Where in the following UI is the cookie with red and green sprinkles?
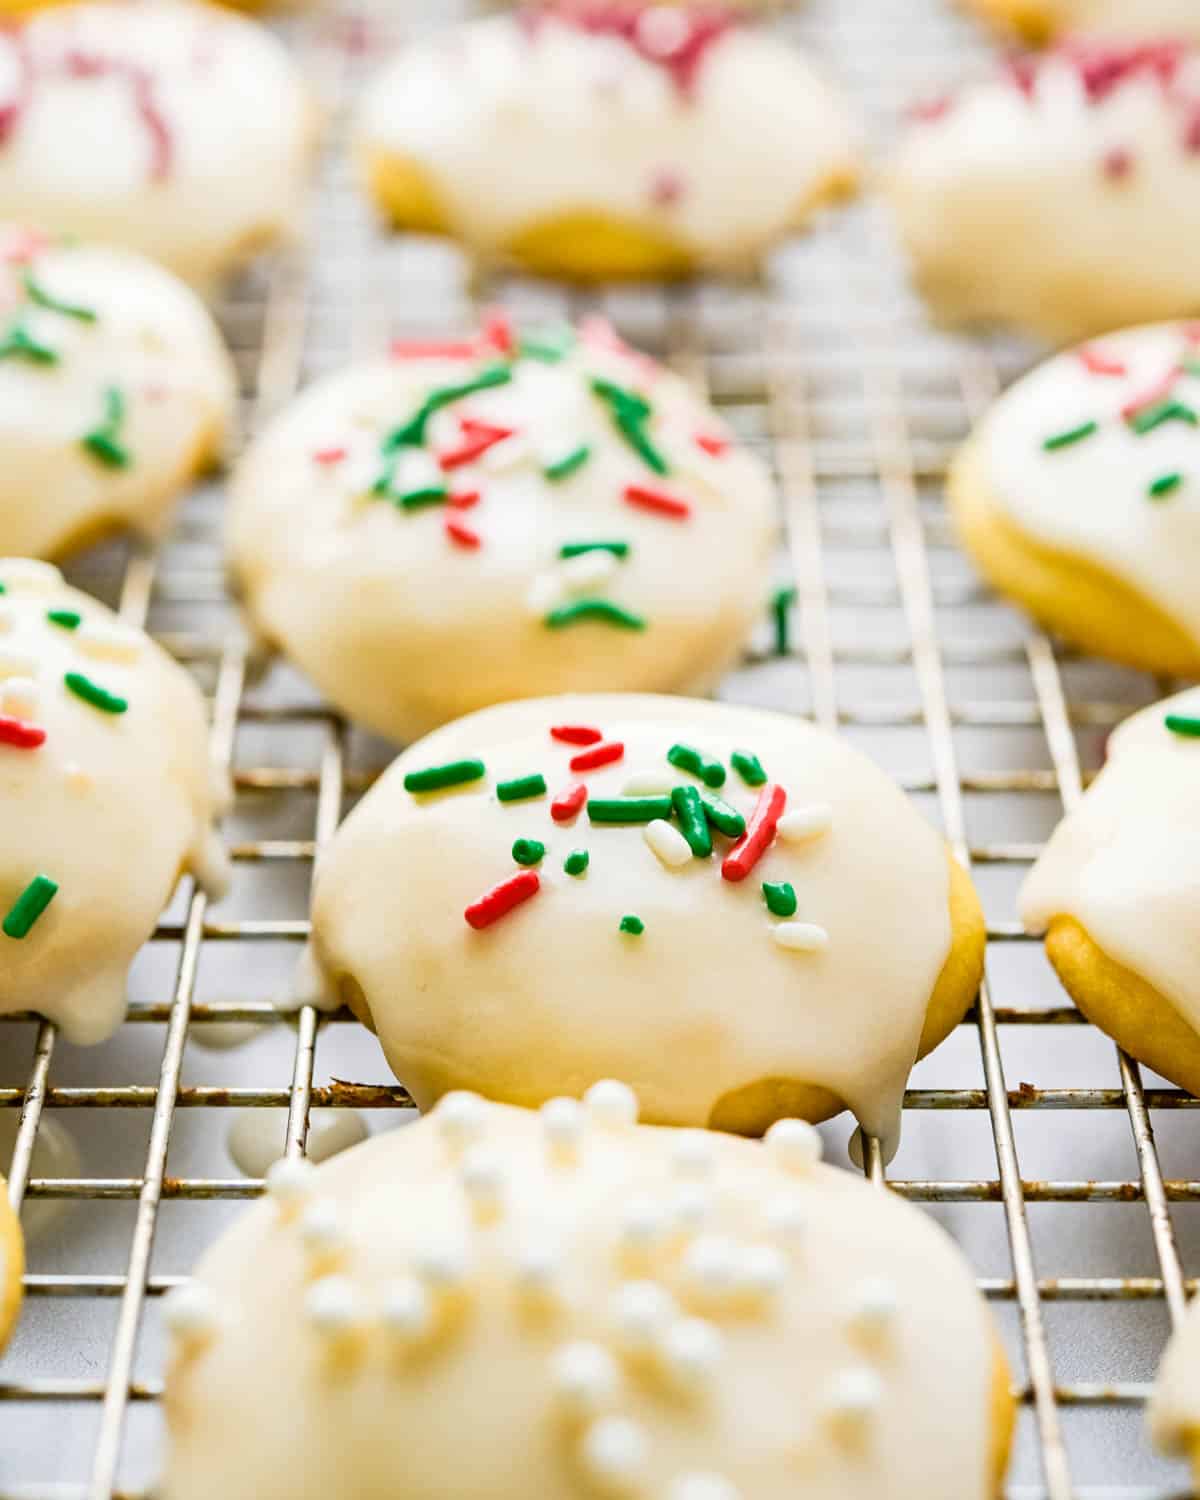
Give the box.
[228,314,775,744]
[0,226,236,561]
[949,320,1200,677]
[0,559,229,1044]
[307,693,986,1163]
[0,1175,22,1358]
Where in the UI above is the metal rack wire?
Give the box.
[2,0,1198,1495]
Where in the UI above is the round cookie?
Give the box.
[0,1178,22,1356]
[161,1094,1013,1500]
[0,226,236,560]
[355,4,858,281]
[964,0,1200,45]
[949,321,1200,676]
[0,1,312,284]
[0,559,229,1044]
[228,314,777,744]
[1150,1289,1200,1478]
[1022,689,1200,1096]
[305,694,986,1162]
[889,41,1200,343]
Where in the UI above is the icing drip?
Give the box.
[517,3,738,96]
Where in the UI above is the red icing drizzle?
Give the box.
[518,3,737,96]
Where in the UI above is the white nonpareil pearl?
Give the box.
[513,1240,563,1303]
[771,922,830,954]
[847,1277,899,1339]
[763,1191,806,1246]
[681,1235,738,1301]
[380,1277,433,1341]
[435,1091,488,1154]
[666,1475,743,1500]
[1,676,38,720]
[264,1155,315,1211]
[551,1341,621,1418]
[670,1131,715,1181]
[299,1198,345,1258]
[643,818,692,870]
[660,1317,723,1392]
[776,804,833,843]
[764,1119,823,1176]
[666,1184,710,1238]
[825,1367,884,1432]
[734,1244,787,1303]
[580,1416,649,1491]
[305,1275,362,1338]
[541,1096,586,1158]
[610,1280,677,1354]
[460,1145,506,1220]
[618,1195,666,1255]
[584,1079,638,1129]
[162,1281,220,1345]
[412,1240,471,1293]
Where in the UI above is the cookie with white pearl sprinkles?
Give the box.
[889,41,1200,342]
[949,321,1200,677]
[0,1177,22,1357]
[0,562,229,1044]
[227,314,775,744]
[354,4,858,281]
[0,2,312,284]
[965,0,1200,45]
[305,694,986,1161]
[0,227,235,560]
[1021,688,1200,1099]
[161,1096,1014,1500]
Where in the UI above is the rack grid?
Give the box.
[2,0,1198,1496]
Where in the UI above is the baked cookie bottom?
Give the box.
[989,1336,1017,1496]
[362,147,858,281]
[958,0,1056,41]
[0,1178,24,1356]
[948,438,1200,679]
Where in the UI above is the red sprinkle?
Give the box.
[551,724,604,746]
[1,226,49,265]
[649,167,685,206]
[448,489,481,510]
[551,783,588,823]
[445,517,481,549]
[481,309,515,355]
[313,445,348,466]
[390,339,479,360]
[0,714,45,750]
[910,94,953,123]
[465,869,540,930]
[1078,346,1127,377]
[570,740,624,773]
[694,431,729,457]
[1122,367,1181,420]
[1102,146,1133,181]
[624,483,691,521]
[131,67,171,182]
[721,783,787,884]
[439,420,515,471]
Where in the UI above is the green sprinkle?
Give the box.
[590,377,669,475]
[590,377,651,421]
[771,584,796,657]
[1149,472,1184,499]
[670,785,712,858]
[564,849,590,876]
[588,796,674,824]
[559,541,630,560]
[1042,420,1098,451]
[0,583,6,594]
[544,599,647,631]
[23,271,96,322]
[64,671,127,715]
[698,790,746,839]
[731,749,767,787]
[619,914,645,936]
[1165,713,1200,738]
[666,743,725,788]
[544,444,591,482]
[384,363,512,450]
[0,321,58,364]
[46,609,81,631]
[1131,400,1198,436]
[520,324,576,363]
[497,773,548,803]
[762,880,798,918]
[1183,356,1200,379]
[2,875,58,940]
[396,486,449,510]
[512,838,546,866]
[81,386,129,469]
[403,758,486,794]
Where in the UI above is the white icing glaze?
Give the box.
[890,45,1200,341]
[0,228,235,559]
[355,9,857,271]
[1151,1288,1200,1455]
[980,322,1200,649]
[225,1106,369,1181]
[228,322,776,745]
[0,2,312,283]
[1021,686,1200,1033]
[308,694,955,1160]
[0,565,228,1044]
[161,1098,1000,1500]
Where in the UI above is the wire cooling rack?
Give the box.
[2,0,1198,1496]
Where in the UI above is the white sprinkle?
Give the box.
[580,1416,649,1490]
[763,1190,806,1246]
[666,1184,710,1238]
[74,622,142,664]
[527,571,565,617]
[765,1119,823,1175]
[460,1145,506,1220]
[541,1096,586,1159]
[635,5,690,58]
[412,1240,470,1293]
[825,1367,884,1432]
[660,1317,723,1391]
[847,1277,898,1340]
[643,818,692,869]
[777,805,833,843]
[395,447,443,493]
[610,1280,676,1354]
[670,1131,715,1181]
[0,559,61,593]
[380,1277,433,1341]
[552,1341,621,1418]
[435,1091,488,1154]
[618,1195,667,1255]
[1,676,38,720]
[299,1198,345,1258]
[584,1079,638,1130]
[162,1281,220,1345]
[622,771,674,796]
[264,1155,315,1211]
[0,648,36,680]
[771,922,829,954]
[514,1240,563,1303]
[681,1235,738,1301]
[735,1244,787,1302]
[666,1475,743,1500]
[561,548,618,594]
[305,1275,362,1338]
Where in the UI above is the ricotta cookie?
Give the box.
[0,226,236,560]
[306,694,986,1162]
[949,321,1200,676]
[1022,689,1200,1096]
[228,314,776,744]
[965,0,1200,45]
[0,1179,22,1356]
[0,561,229,1044]
[890,41,1200,342]
[161,1096,1013,1500]
[356,4,858,280]
[1151,1287,1200,1477]
[0,2,312,283]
